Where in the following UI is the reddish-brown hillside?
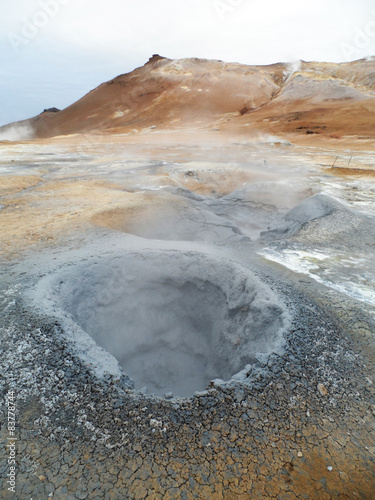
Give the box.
[1,55,375,143]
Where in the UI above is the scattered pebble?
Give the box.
[317,383,328,396]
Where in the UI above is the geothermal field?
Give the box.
[0,56,375,498]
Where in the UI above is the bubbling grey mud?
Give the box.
[30,249,290,397]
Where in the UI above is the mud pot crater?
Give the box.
[32,250,290,397]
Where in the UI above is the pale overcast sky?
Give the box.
[1,0,375,126]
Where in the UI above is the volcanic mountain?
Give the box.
[2,54,375,143]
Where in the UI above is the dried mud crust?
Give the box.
[0,270,374,499]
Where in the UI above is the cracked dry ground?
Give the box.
[0,270,374,500]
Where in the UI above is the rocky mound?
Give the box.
[262,193,375,250]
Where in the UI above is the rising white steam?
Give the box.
[0,124,34,141]
[283,60,302,82]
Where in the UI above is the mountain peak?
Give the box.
[146,54,169,65]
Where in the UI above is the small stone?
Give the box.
[317,383,328,396]
[297,452,303,458]
[39,475,46,482]
[327,466,333,471]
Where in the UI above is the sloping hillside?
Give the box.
[1,55,375,142]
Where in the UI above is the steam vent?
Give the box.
[1,55,375,498]
[35,251,289,397]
